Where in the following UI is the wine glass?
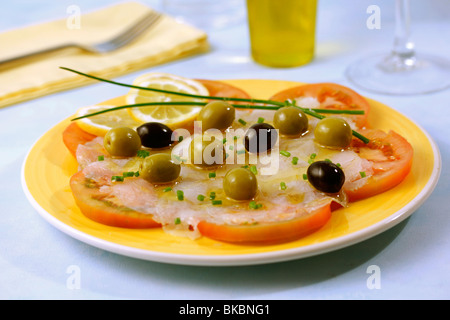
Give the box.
[346,0,450,95]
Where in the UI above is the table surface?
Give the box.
[1,0,449,300]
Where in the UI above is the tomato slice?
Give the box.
[197,202,332,244]
[344,129,413,202]
[70,170,161,228]
[196,79,252,103]
[269,83,371,128]
[63,122,97,157]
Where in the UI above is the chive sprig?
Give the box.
[60,66,369,143]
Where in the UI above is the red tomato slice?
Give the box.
[269,83,371,128]
[197,202,332,244]
[196,79,252,103]
[344,129,413,202]
[63,122,97,157]
[70,170,161,228]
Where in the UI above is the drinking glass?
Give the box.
[247,0,317,68]
[346,0,450,95]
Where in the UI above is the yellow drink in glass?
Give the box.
[247,0,317,67]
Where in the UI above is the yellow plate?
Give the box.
[21,80,441,266]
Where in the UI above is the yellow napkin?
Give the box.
[0,2,209,108]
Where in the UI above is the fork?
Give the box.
[0,11,162,65]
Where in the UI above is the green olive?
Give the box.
[103,127,141,157]
[197,101,235,131]
[273,106,308,136]
[314,117,352,149]
[189,135,225,168]
[223,167,258,201]
[139,153,181,184]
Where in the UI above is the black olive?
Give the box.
[136,122,173,149]
[306,161,345,193]
[244,123,278,153]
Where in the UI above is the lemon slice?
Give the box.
[125,72,209,129]
[74,105,143,137]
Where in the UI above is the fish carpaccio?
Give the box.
[73,108,374,240]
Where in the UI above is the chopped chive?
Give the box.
[310,153,317,159]
[209,172,216,178]
[280,182,287,190]
[249,201,262,209]
[228,145,234,150]
[134,171,140,177]
[211,200,222,205]
[174,217,181,225]
[197,194,205,201]
[241,165,249,169]
[111,176,124,182]
[209,192,216,200]
[237,149,246,155]
[177,190,184,201]
[97,155,104,161]
[324,158,332,163]
[238,118,247,125]
[163,187,172,192]
[233,135,239,140]
[292,156,299,165]
[225,152,230,158]
[303,173,308,180]
[137,150,150,158]
[178,136,184,142]
[250,165,257,175]
[280,150,291,157]
[336,163,341,167]
[308,158,314,164]
[123,171,135,177]
[222,138,227,144]
[360,171,367,178]
[257,117,264,123]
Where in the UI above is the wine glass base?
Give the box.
[346,53,450,95]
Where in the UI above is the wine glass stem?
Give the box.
[393,0,415,58]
